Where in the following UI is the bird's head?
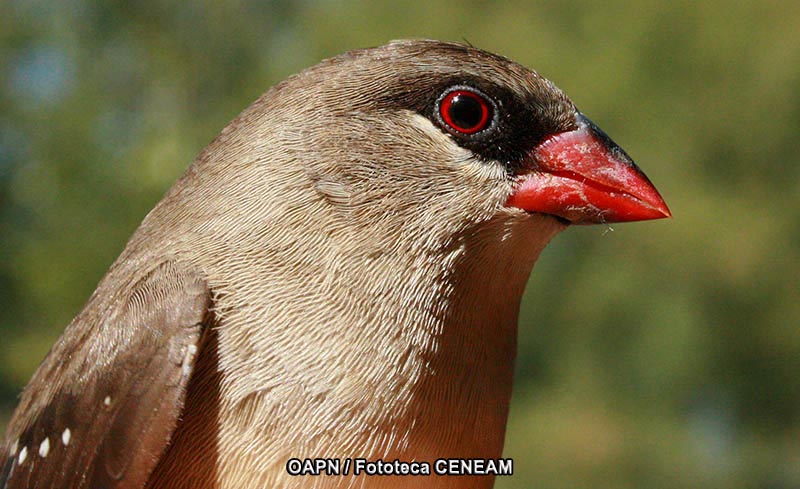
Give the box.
[236,39,669,250]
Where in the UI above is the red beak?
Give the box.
[506,113,671,224]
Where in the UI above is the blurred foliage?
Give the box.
[1,1,799,487]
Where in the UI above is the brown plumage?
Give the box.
[1,40,668,488]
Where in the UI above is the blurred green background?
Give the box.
[1,1,798,487]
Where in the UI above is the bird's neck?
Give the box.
[205,213,563,488]
[397,214,562,461]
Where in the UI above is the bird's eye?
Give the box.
[438,89,492,135]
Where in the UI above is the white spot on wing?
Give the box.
[10,439,18,456]
[182,343,198,376]
[104,396,111,406]
[18,446,28,465]
[62,428,71,446]
[38,438,50,458]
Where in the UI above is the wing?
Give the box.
[1,260,212,489]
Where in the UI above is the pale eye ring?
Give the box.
[437,88,493,134]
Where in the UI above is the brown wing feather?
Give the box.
[1,261,212,489]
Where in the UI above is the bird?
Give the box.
[0,40,669,489]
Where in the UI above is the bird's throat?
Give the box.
[210,213,564,488]
[394,213,564,460]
